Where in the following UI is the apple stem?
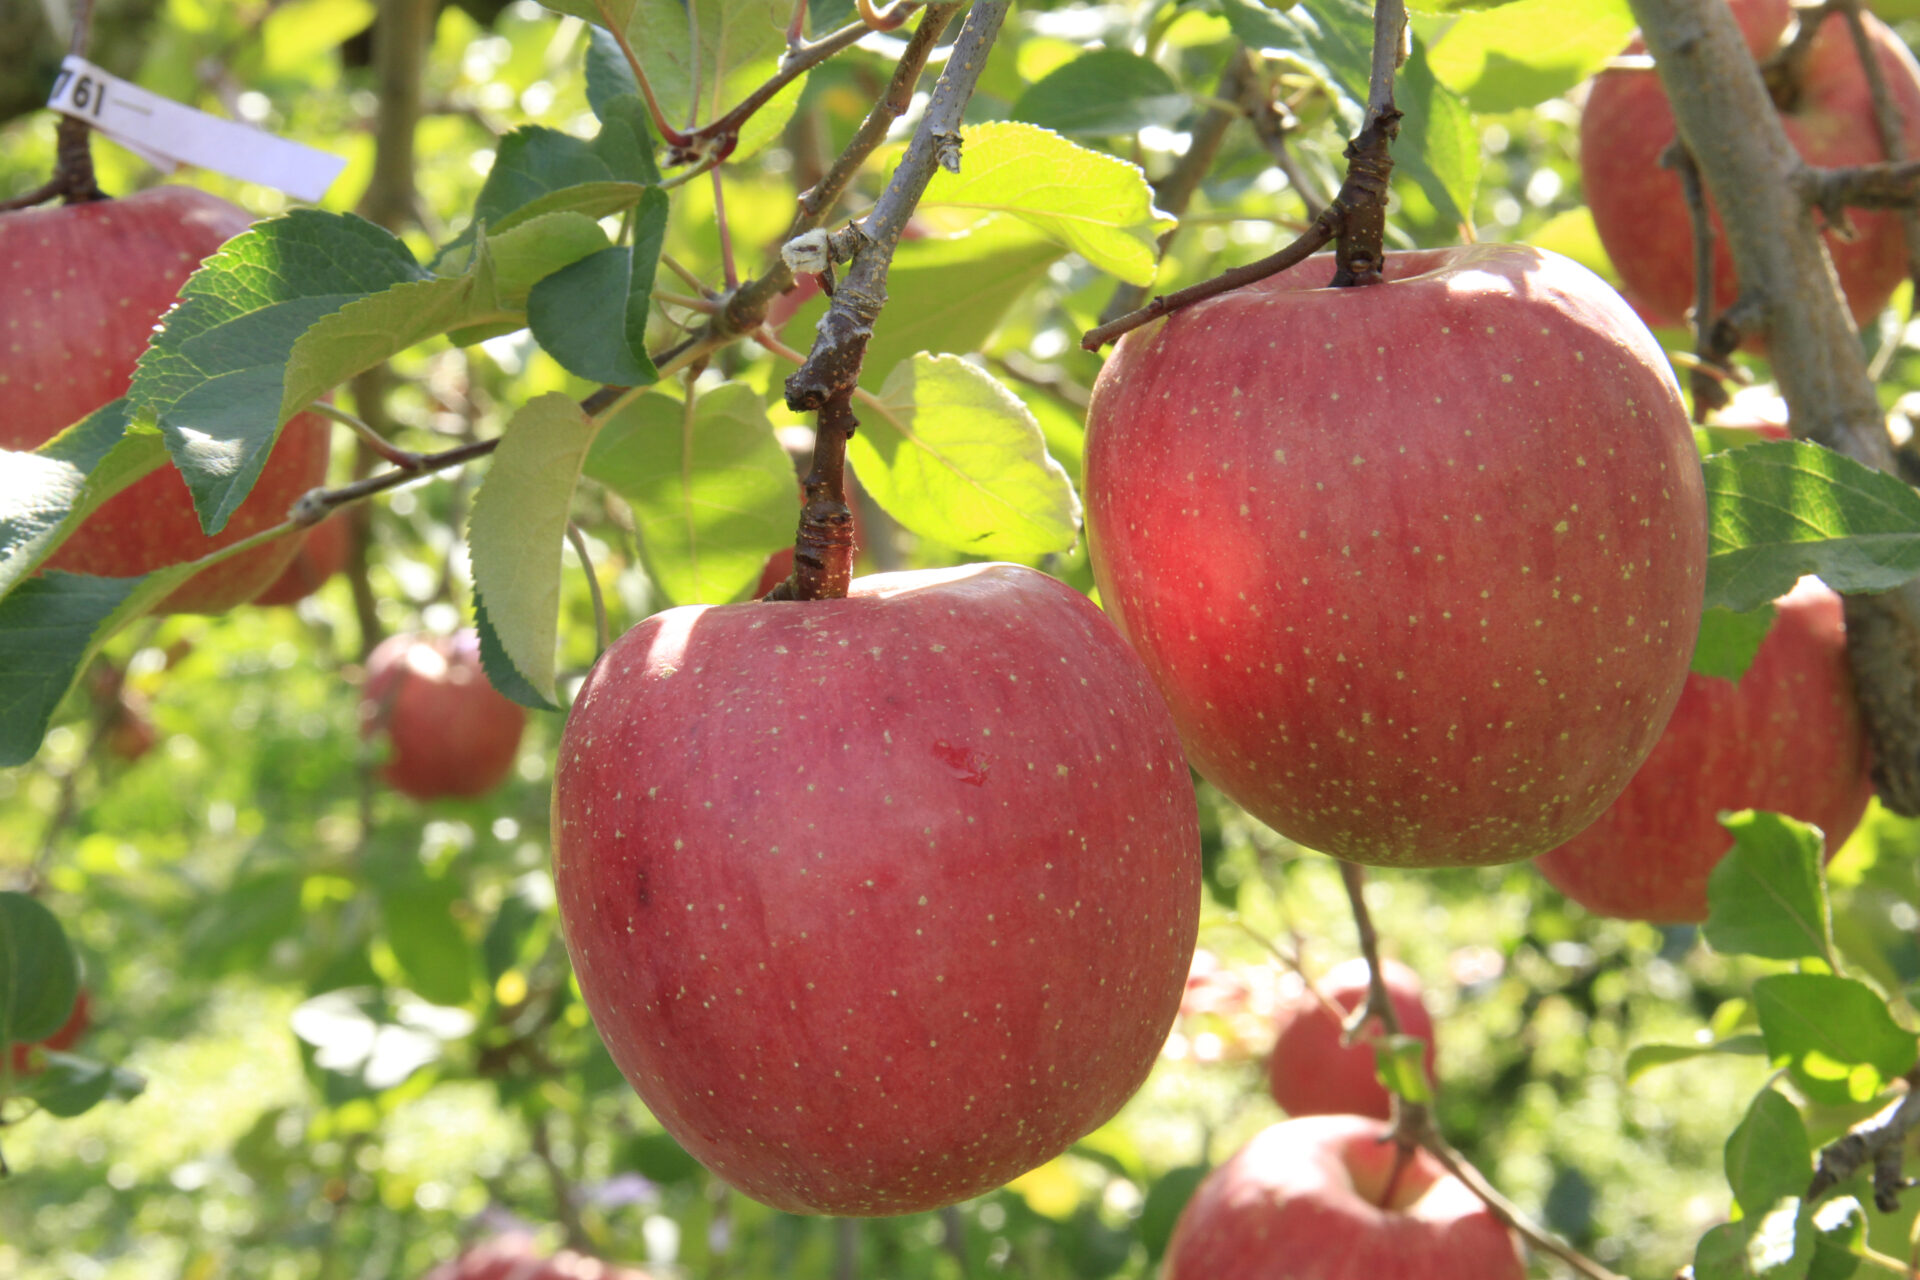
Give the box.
[566,522,611,656]
[1337,863,1403,1041]
[0,0,105,212]
[1328,0,1406,289]
[767,389,859,602]
[1660,140,1742,418]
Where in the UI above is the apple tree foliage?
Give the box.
[8,0,1920,1277]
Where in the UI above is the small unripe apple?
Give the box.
[1163,1115,1527,1280]
[361,630,527,801]
[1534,577,1872,922]
[1267,957,1435,1120]
[10,988,91,1074]
[1581,0,1920,331]
[551,563,1201,1215]
[253,515,351,606]
[0,186,332,613]
[1084,244,1706,868]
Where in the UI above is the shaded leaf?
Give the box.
[0,400,165,596]
[1011,50,1190,137]
[1625,1034,1768,1082]
[0,892,79,1045]
[30,1052,145,1118]
[527,186,669,386]
[1704,811,1833,964]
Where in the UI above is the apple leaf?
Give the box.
[583,382,797,607]
[128,210,429,536]
[467,394,602,711]
[1217,0,1478,228]
[0,891,80,1046]
[783,217,1067,391]
[1753,973,1917,1106]
[1704,812,1834,965]
[1623,1034,1768,1083]
[29,1052,146,1118]
[1373,1033,1434,1105]
[0,400,166,597]
[1809,1198,1866,1280]
[1427,0,1637,113]
[553,0,801,161]
[375,880,476,1009]
[289,987,475,1100]
[1725,1089,1811,1217]
[1693,1197,1814,1280]
[1693,603,1776,681]
[857,354,1082,559]
[526,187,669,386]
[1703,440,1920,612]
[914,123,1173,287]
[1010,50,1191,137]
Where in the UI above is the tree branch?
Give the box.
[1628,0,1920,816]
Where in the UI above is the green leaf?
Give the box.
[467,394,602,710]
[475,99,660,227]
[1809,1198,1865,1280]
[1136,1165,1210,1261]
[1010,50,1191,137]
[1726,1089,1812,1216]
[856,354,1082,559]
[30,1052,146,1118]
[584,382,797,606]
[128,211,428,535]
[0,892,79,1045]
[1374,1033,1434,1104]
[1704,440,1920,612]
[1694,1200,1814,1280]
[377,881,475,1008]
[1624,1034,1769,1082]
[1427,0,1637,113]
[1754,973,1918,1105]
[527,187,668,386]
[1693,603,1776,681]
[915,123,1173,287]
[553,0,800,161]
[784,217,1067,389]
[1407,0,1526,9]
[1217,0,1478,227]
[290,987,475,1098]
[1704,812,1834,964]
[0,400,166,596]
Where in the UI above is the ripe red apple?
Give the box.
[1267,957,1435,1120]
[422,1233,656,1280]
[551,563,1201,1215]
[361,630,527,801]
[0,186,332,613]
[10,988,91,1074]
[1534,577,1872,922]
[1083,244,1706,868]
[253,514,351,606]
[1163,1115,1527,1280]
[1581,0,1920,331]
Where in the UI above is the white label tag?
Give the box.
[47,56,347,203]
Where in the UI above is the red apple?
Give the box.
[1162,1115,1527,1280]
[10,988,91,1075]
[1534,577,1872,922]
[253,514,351,606]
[1581,0,1920,332]
[551,563,1201,1215]
[361,630,527,801]
[0,186,332,613]
[1083,244,1706,868]
[1267,958,1435,1121]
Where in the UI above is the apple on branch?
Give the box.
[550,563,1201,1215]
[1534,577,1872,922]
[1581,0,1920,332]
[9,988,91,1075]
[1267,957,1435,1121]
[361,630,527,802]
[1162,1115,1527,1280]
[0,186,331,614]
[1083,243,1706,868]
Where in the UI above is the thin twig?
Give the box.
[566,522,610,657]
[529,1113,591,1254]
[1337,863,1402,1039]
[592,0,693,147]
[714,167,740,289]
[1663,139,1735,417]
[309,401,425,470]
[1425,1137,1630,1280]
[660,252,710,294]
[1809,1067,1920,1208]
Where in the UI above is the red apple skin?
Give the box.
[551,563,1201,1216]
[422,1233,657,1280]
[252,514,351,606]
[1162,1115,1527,1280]
[10,989,91,1074]
[0,186,332,613]
[361,630,527,802]
[1084,244,1706,869]
[1581,0,1920,332]
[1534,577,1872,923]
[1267,958,1435,1121]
